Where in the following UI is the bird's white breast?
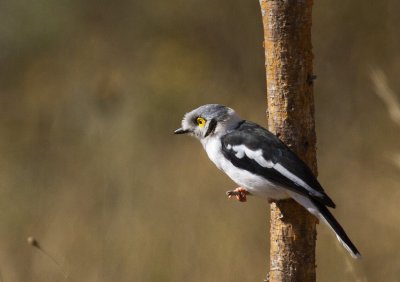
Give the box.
[201,136,289,200]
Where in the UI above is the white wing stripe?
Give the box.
[230,144,274,168]
[228,144,323,197]
[273,163,323,197]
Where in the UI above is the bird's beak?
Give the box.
[174,128,190,134]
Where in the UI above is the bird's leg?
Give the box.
[226,187,249,202]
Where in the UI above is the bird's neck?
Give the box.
[200,117,243,148]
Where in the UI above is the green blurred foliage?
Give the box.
[0,0,399,281]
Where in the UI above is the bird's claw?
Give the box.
[226,187,249,202]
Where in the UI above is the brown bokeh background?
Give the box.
[1,1,399,281]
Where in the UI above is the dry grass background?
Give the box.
[0,0,400,281]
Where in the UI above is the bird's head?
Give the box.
[174,104,242,140]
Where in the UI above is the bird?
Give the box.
[174,104,361,259]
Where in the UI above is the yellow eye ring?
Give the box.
[196,117,206,128]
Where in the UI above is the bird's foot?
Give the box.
[226,187,249,202]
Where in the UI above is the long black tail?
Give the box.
[311,199,361,259]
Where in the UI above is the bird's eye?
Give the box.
[196,117,206,128]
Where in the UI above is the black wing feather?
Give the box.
[221,121,335,208]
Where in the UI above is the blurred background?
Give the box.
[0,0,399,281]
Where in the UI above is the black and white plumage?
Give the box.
[174,104,361,258]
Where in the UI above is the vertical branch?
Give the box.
[259,0,317,281]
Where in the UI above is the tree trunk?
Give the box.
[259,0,317,281]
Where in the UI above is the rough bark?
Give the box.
[259,0,317,281]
